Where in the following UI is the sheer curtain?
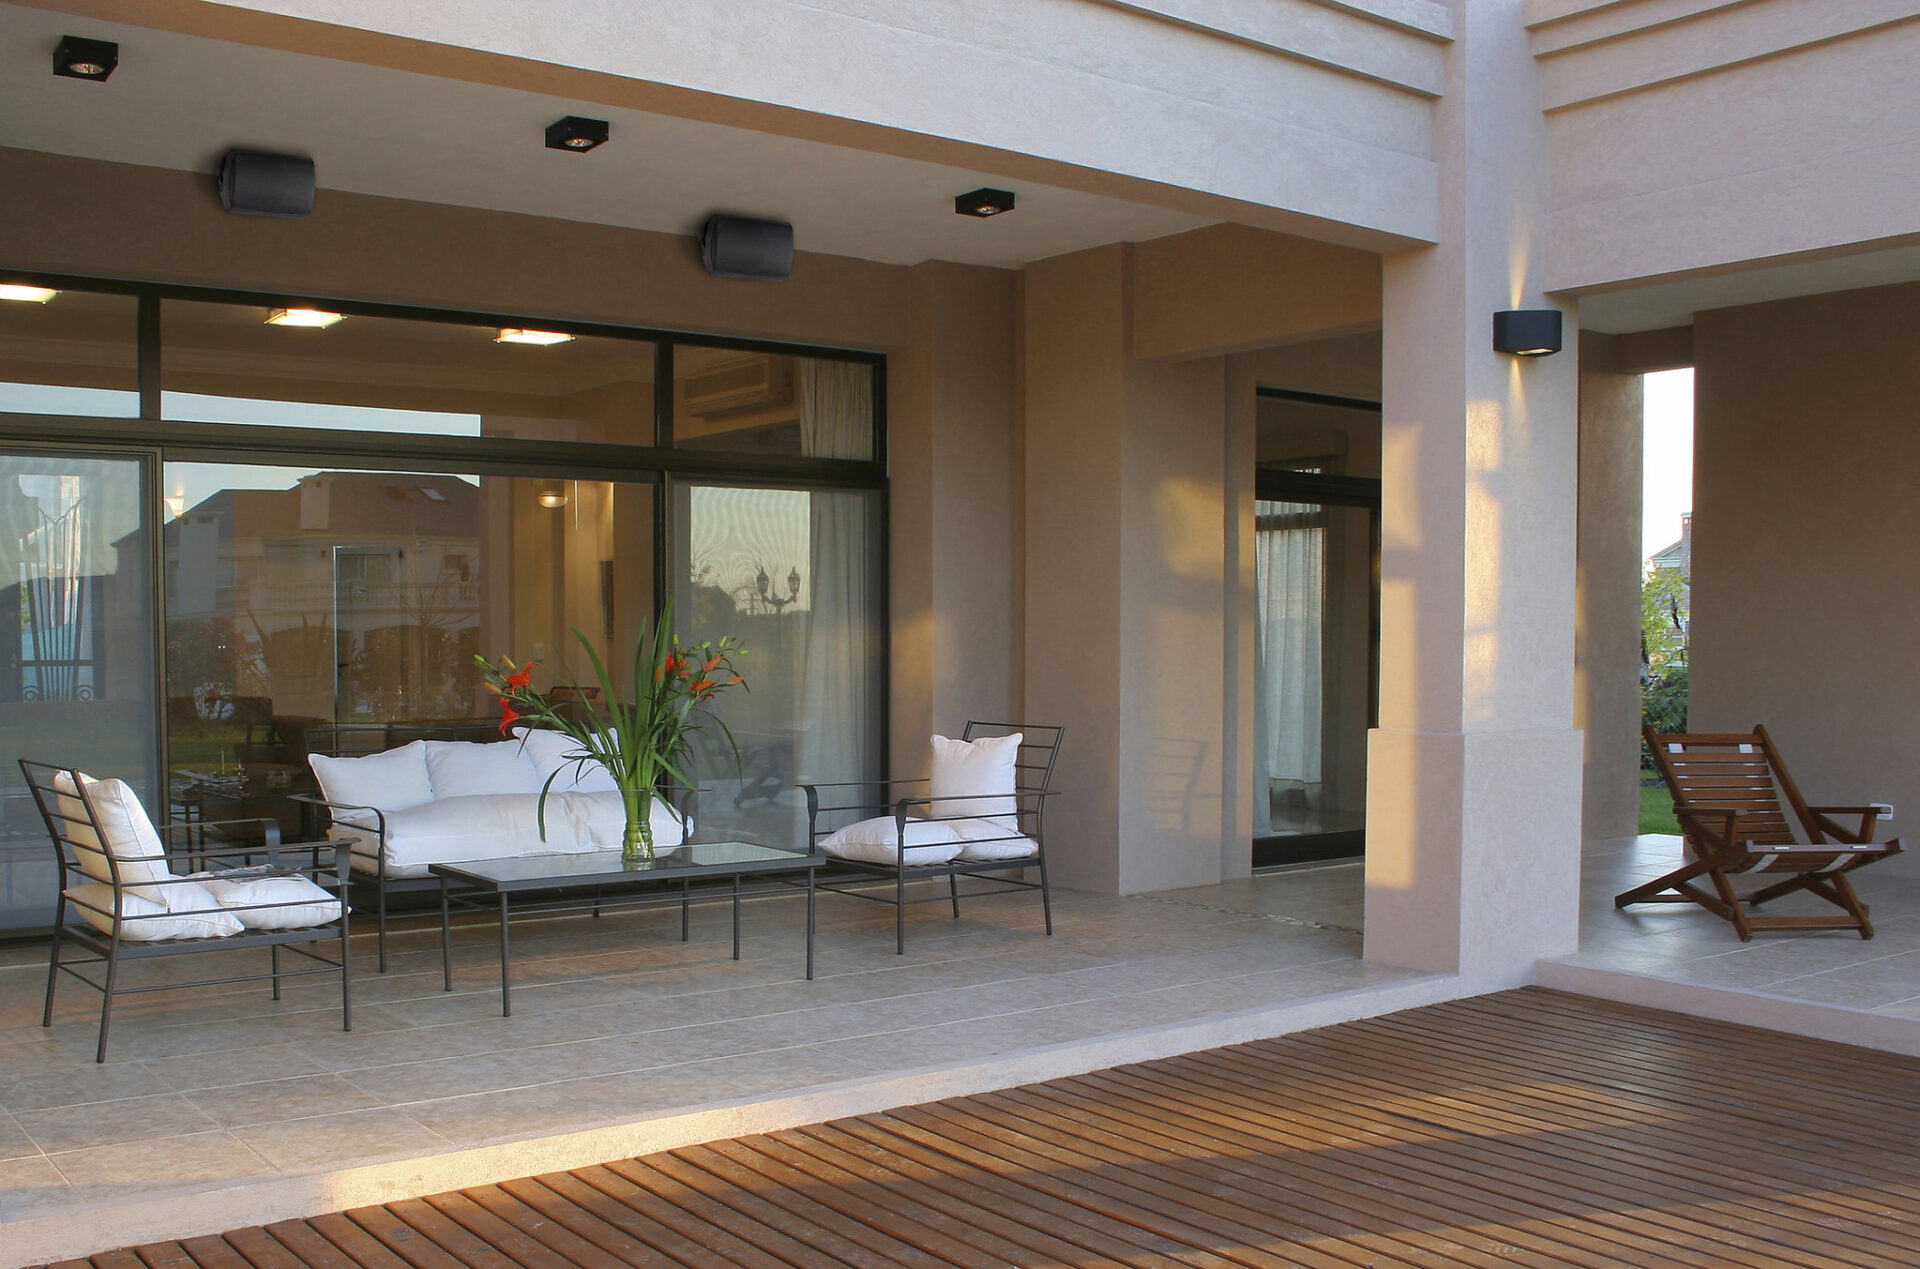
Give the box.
[1253,498,1325,835]
[797,360,879,795]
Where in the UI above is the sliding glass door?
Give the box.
[0,448,158,933]
[672,482,884,847]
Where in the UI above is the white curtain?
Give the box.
[1253,499,1325,835]
[797,360,877,795]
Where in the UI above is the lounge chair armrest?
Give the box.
[1805,805,1884,843]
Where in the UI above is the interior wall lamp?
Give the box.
[545,116,609,152]
[53,35,117,81]
[1493,309,1563,357]
[537,483,570,509]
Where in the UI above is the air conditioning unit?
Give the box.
[681,357,789,416]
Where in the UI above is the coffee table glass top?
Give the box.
[431,842,820,889]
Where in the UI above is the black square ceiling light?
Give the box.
[545,115,609,152]
[53,35,117,81]
[955,187,1016,217]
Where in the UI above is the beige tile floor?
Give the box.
[1561,831,1920,1010]
[0,860,1392,1225]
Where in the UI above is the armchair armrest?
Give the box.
[289,792,388,836]
[1806,805,1884,843]
[160,815,281,849]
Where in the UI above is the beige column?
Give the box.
[1575,337,1646,843]
[1367,0,1583,983]
[1022,244,1233,894]
[889,262,1020,779]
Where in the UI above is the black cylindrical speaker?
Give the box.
[219,149,316,219]
[700,215,794,281]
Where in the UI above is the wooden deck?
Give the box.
[46,987,1920,1269]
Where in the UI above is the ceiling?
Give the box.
[0,3,1213,270]
[1578,242,1920,334]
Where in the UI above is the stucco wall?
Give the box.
[1531,1,1920,292]
[1689,280,1920,829]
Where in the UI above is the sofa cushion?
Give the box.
[192,870,343,930]
[309,741,433,828]
[930,732,1022,828]
[424,739,543,799]
[63,880,245,941]
[820,815,964,866]
[52,772,175,903]
[368,792,688,874]
[514,726,620,794]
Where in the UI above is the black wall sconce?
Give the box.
[53,35,118,81]
[546,116,609,152]
[1493,309,1563,357]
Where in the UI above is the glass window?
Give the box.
[0,451,158,935]
[161,460,654,835]
[673,482,883,847]
[0,288,139,417]
[161,301,657,445]
[673,347,874,460]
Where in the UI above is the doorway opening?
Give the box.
[1253,387,1380,869]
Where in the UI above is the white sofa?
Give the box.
[307,730,688,881]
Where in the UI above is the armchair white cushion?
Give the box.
[51,772,174,902]
[309,741,434,829]
[930,732,1021,829]
[192,871,344,930]
[63,880,245,941]
[949,817,1040,862]
[820,815,964,866]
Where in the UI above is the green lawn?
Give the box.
[1639,783,1681,835]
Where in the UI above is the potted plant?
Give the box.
[476,601,745,862]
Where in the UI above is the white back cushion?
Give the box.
[309,741,434,827]
[819,816,964,866]
[514,727,620,794]
[929,732,1022,826]
[424,739,542,799]
[52,772,174,901]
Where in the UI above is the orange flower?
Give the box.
[505,662,535,689]
[498,699,520,734]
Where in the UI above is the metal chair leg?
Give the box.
[896,867,906,955]
[96,939,121,1064]
[949,875,961,919]
[270,943,282,1000]
[42,907,65,1028]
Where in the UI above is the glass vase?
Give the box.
[621,787,655,863]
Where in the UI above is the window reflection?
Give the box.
[161,301,656,443]
[674,347,873,459]
[0,289,139,418]
[162,462,653,835]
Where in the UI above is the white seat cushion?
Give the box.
[513,726,620,794]
[424,740,543,798]
[309,741,433,829]
[51,771,175,902]
[820,816,964,866]
[63,881,245,941]
[947,816,1040,862]
[192,870,344,930]
[930,732,1022,830]
[365,792,688,873]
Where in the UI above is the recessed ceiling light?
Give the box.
[537,483,570,509]
[955,187,1016,218]
[545,116,609,153]
[265,307,344,328]
[53,35,117,82]
[495,328,576,346]
[0,284,60,303]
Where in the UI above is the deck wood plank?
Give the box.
[54,988,1920,1269]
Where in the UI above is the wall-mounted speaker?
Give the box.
[218,149,316,219]
[699,215,793,282]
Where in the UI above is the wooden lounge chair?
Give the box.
[1620,725,1901,939]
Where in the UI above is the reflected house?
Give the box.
[164,471,481,725]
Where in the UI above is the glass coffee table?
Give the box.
[430,842,823,1015]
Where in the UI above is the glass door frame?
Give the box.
[1252,464,1380,869]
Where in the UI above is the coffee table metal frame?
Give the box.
[430,842,822,1015]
